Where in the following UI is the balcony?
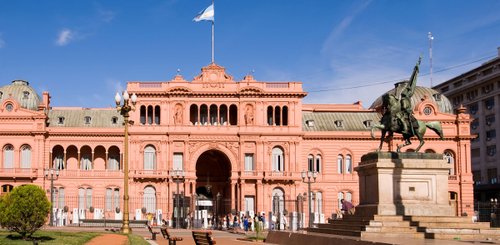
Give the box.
[59,169,123,178]
[130,170,167,180]
[0,168,38,179]
[263,171,298,181]
[239,170,263,179]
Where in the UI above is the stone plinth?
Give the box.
[354,152,453,217]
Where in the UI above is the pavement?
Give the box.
[41,226,500,245]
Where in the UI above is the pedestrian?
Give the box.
[243,216,249,231]
[341,199,355,215]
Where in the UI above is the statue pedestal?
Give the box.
[355,152,454,217]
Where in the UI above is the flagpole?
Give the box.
[211,0,215,63]
[212,20,214,63]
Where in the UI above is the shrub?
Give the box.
[0,184,50,239]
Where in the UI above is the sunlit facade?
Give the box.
[0,63,473,227]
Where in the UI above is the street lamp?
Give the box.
[301,170,317,228]
[115,90,137,234]
[171,170,185,229]
[45,168,60,226]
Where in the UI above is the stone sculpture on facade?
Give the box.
[371,57,444,152]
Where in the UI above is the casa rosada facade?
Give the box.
[0,63,474,226]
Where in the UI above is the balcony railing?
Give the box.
[0,168,38,178]
[130,170,166,179]
[60,169,123,178]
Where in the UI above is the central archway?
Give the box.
[195,150,232,217]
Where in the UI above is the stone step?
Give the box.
[424,227,500,235]
[372,215,405,222]
[414,221,491,229]
[426,232,500,240]
[307,227,361,237]
[328,219,370,226]
[317,223,364,231]
[365,225,417,233]
[369,220,411,227]
[361,231,425,239]
[405,216,471,223]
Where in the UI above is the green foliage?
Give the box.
[0,185,50,240]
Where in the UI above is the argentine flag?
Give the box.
[193,3,214,22]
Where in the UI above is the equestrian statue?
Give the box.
[371,56,444,152]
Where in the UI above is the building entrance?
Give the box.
[194,150,232,228]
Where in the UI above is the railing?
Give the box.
[130,170,166,178]
[139,82,162,88]
[60,169,123,178]
[0,168,38,178]
[264,171,294,179]
[266,83,289,89]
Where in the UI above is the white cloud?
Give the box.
[56,28,75,46]
[322,0,372,55]
[97,7,116,23]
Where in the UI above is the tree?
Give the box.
[0,184,50,239]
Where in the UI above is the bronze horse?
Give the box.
[370,93,444,152]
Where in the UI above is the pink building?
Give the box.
[0,63,473,227]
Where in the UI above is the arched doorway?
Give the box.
[195,150,232,226]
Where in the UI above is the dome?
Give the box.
[0,80,42,111]
[369,84,453,114]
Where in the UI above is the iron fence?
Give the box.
[475,201,500,227]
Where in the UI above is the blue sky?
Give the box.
[0,0,499,108]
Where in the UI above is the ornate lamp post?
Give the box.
[171,170,185,229]
[115,90,137,234]
[301,170,317,228]
[45,168,59,226]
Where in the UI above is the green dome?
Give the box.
[369,84,453,114]
[0,80,41,111]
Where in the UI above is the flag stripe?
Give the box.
[193,4,214,22]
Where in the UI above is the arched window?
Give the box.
[144,145,157,170]
[308,155,314,172]
[272,147,284,172]
[154,105,161,125]
[108,154,120,171]
[200,104,208,125]
[80,154,92,170]
[345,155,352,174]
[337,155,343,174]
[147,106,153,125]
[444,151,455,175]
[274,106,281,126]
[78,187,93,210]
[3,145,14,168]
[144,186,156,213]
[106,188,120,211]
[209,104,218,125]
[345,192,352,202]
[282,106,288,126]
[267,106,273,125]
[140,105,146,125]
[1,184,13,194]
[315,154,321,173]
[229,104,238,125]
[20,145,31,168]
[54,154,64,170]
[272,188,285,215]
[220,104,228,125]
[190,104,198,125]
